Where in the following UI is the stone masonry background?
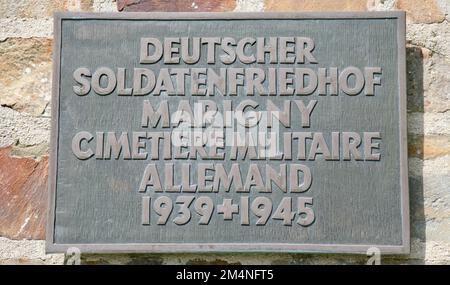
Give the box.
[0,0,449,265]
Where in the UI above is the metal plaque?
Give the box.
[47,12,409,254]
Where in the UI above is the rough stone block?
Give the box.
[397,0,446,24]
[0,237,64,265]
[0,0,99,39]
[0,38,52,116]
[0,106,50,150]
[408,135,450,159]
[264,0,368,11]
[0,0,93,19]
[0,147,48,240]
[117,0,236,12]
[408,112,450,136]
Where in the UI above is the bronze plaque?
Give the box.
[47,12,409,254]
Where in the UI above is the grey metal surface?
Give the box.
[47,12,409,254]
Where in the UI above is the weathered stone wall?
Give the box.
[0,0,448,265]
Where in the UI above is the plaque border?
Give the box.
[47,11,409,254]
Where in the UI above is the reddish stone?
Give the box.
[0,147,48,240]
[117,0,236,12]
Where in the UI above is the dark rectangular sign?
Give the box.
[47,12,409,254]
